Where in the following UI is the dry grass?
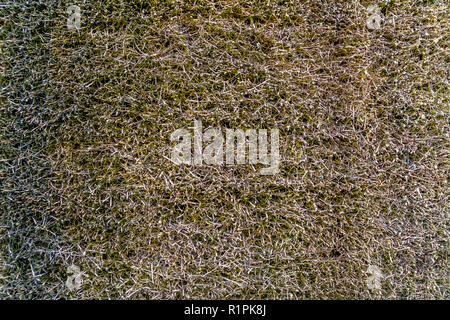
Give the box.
[1,0,448,299]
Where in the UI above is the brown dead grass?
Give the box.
[1,0,449,299]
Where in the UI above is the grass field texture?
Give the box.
[1,0,448,299]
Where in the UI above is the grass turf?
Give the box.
[1,0,449,299]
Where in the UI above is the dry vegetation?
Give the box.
[1,0,449,299]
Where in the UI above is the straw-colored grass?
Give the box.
[1,0,448,299]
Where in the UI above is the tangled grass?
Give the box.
[1,0,448,299]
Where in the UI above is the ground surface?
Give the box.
[1,0,448,299]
